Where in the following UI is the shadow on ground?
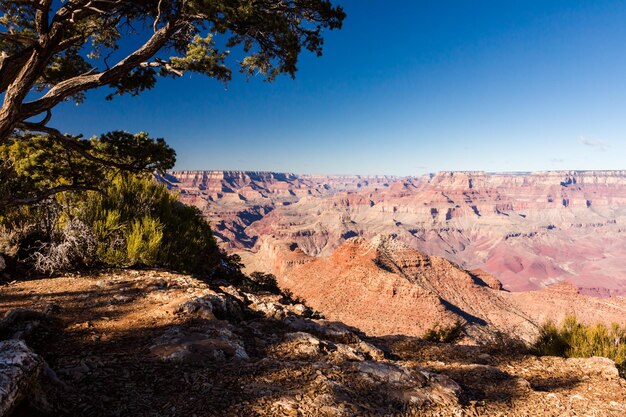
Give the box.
[0,272,590,417]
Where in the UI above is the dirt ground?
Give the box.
[2,270,626,417]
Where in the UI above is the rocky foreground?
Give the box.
[1,270,625,416]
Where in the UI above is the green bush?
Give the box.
[532,315,626,376]
[244,271,280,294]
[423,320,465,343]
[125,216,163,266]
[1,174,221,276]
[82,174,222,274]
[532,320,570,357]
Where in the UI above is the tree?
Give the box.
[0,0,346,143]
[0,130,175,208]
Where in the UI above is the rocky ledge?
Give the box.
[1,270,625,416]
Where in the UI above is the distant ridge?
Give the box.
[166,169,626,177]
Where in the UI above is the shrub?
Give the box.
[1,174,221,276]
[125,216,163,266]
[423,320,465,343]
[532,315,626,376]
[247,271,280,293]
[531,320,570,357]
[85,175,221,273]
[31,218,96,274]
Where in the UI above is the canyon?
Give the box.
[159,170,626,337]
[161,170,626,293]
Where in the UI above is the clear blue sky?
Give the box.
[53,0,626,175]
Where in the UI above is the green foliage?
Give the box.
[0,131,175,208]
[422,321,465,344]
[80,174,221,274]
[244,271,280,294]
[532,315,626,375]
[125,216,163,266]
[0,172,221,276]
[532,320,571,357]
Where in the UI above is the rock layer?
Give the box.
[272,236,626,340]
[162,170,626,296]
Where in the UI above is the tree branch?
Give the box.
[140,58,184,77]
[0,48,36,94]
[36,0,53,35]
[2,184,102,208]
[16,121,157,172]
[20,21,184,120]
[0,32,38,46]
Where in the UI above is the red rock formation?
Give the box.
[268,236,626,341]
[161,170,626,296]
[276,236,539,340]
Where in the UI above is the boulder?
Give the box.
[252,302,287,320]
[0,340,45,416]
[357,341,386,361]
[283,332,324,356]
[567,356,620,379]
[356,361,461,407]
[178,293,243,321]
[358,361,413,384]
[332,343,366,362]
[150,325,248,363]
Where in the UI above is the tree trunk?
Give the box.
[0,42,57,143]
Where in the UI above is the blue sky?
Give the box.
[53,0,626,175]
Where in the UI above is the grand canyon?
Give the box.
[161,170,626,293]
[6,2,626,415]
[159,170,626,338]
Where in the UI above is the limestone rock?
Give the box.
[150,325,248,363]
[283,332,323,356]
[179,292,243,321]
[357,341,385,360]
[0,340,45,417]
[567,356,620,379]
[356,361,461,407]
[357,361,412,384]
[252,302,286,320]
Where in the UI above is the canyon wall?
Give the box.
[161,170,626,296]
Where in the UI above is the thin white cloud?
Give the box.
[578,136,609,151]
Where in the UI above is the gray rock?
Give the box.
[283,318,360,343]
[333,343,366,361]
[179,293,243,321]
[284,332,323,355]
[253,302,287,320]
[314,321,359,343]
[150,325,248,363]
[358,361,413,384]
[356,361,461,407]
[567,356,620,379]
[0,340,45,417]
[357,341,385,361]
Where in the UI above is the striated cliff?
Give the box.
[161,170,626,296]
[256,235,626,341]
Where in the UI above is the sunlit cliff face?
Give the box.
[161,170,626,296]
